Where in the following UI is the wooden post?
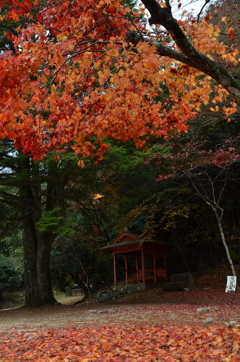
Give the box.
[113,253,117,286]
[125,255,128,285]
[141,248,146,284]
[135,255,140,283]
[163,252,167,282]
[153,251,157,283]
[163,252,167,268]
[135,255,139,279]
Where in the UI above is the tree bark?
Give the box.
[19,156,69,307]
[212,208,237,277]
[22,219,56,307]
[20,167,57,307]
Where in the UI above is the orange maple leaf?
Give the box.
[227,27,235,39]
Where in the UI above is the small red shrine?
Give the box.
[101,232,169,286]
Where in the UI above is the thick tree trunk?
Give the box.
[37,239,56,304]
[18,154,69,307]
[19,156,61,307]
[22,216,57,307]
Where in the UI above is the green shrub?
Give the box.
[0,254,22,296]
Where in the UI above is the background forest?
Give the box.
[0,0,240,306]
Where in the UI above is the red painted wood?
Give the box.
[104,233,169,285]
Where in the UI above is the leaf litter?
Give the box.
[0,293,240,361]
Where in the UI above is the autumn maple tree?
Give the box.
[0,0,239,161]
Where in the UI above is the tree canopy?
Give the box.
[0,0,239,160]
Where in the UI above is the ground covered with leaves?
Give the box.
[1,288,240,361]
[0,324,239,361]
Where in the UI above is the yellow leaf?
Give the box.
[92,193,104,200]
[78,160,85,167]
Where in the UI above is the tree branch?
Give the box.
[197,0,211,23]
[140,0,240,105]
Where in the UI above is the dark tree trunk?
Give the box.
[21,175,57,307]
[19,156,69,307]
[22,220,56,307]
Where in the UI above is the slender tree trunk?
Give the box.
[69,274,90,297]
[212,208,237,277]
[77,258,91,297]
[189,173,237,280]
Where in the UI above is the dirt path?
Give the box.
[0,301,240,333]
[1,289,240,333]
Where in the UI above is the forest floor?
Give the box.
[0,264,240,361]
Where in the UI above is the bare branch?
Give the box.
[197,0,211,23]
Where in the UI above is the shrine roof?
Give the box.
[101,239,141,250]
[101,239,167,250]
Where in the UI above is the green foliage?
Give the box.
[160,203,196,231]
[116,184,194,241]
[99,141,161,209]
[0,230,23,258]
[36,207,75,237]
[0,254,22,294]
